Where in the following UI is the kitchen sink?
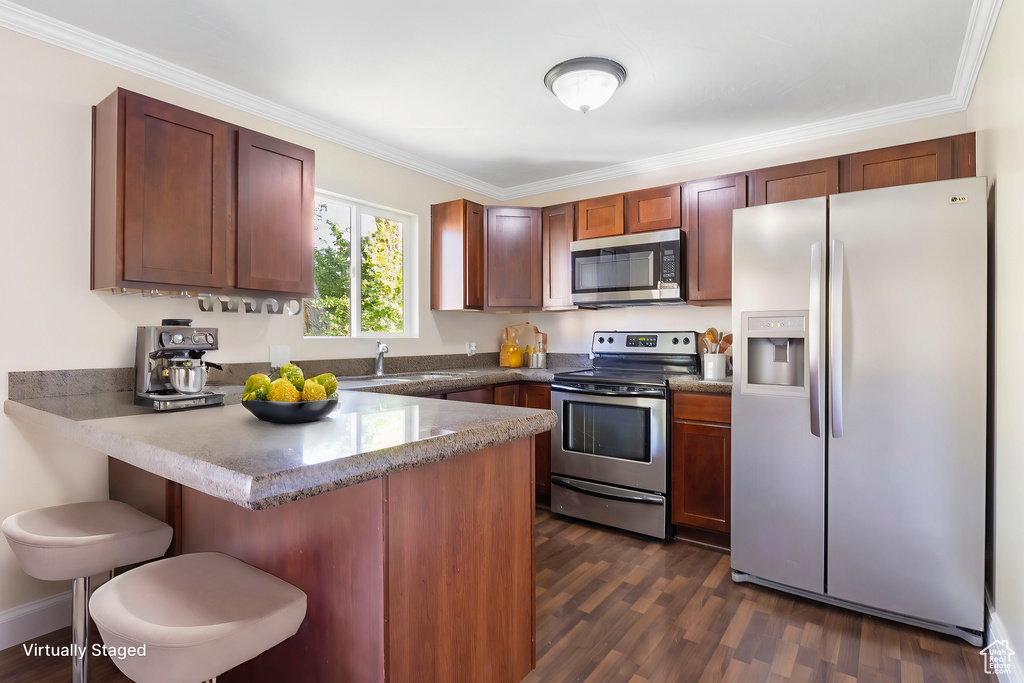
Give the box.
[336,373,456,385]
[388,373,456,381]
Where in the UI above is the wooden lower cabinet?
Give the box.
[111,440,536,683]
[437,381,553,505]
[519,383,552,504]
[494,383,520,406]
[446,386,494,403]
[671,392,732,546]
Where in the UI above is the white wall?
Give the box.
[966,0,1024,661]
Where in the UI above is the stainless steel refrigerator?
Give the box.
[730,176,987,645]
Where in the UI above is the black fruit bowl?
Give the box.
[242,398,338,424]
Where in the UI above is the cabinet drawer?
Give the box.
[672,392,731,423]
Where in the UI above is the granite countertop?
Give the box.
[5,384,555,510]
[4,363,729,510]
[667,375,733,395]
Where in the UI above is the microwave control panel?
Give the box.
[591,331,698,354]
[660,248,678,284]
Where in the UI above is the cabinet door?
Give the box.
[753,158,839,205]
[430,199,484,310]
[446,386,494,403]
[484,206,541,309]
[577,194,624,239]
[671,420,730,533]
[847,138,953,191]
[494,383,520,406]
[123,92,231,288]
[464,202,485,309]
[236,129,315,296]
[626,185,681,233]
[520,383,552,501]
[684,174,748,303]
[541,203,576,310]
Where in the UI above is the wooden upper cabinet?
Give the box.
[684,174,748,303]
[118,90,232,289]
[92,88,315,297]
[236,129,315,296]
[484,206,542,310]
[846,138,954,192]
[541,203,576,310]
[625,184,681,232]
[577,194,624,239]
[430,199,484,310]
[753,158,839,205]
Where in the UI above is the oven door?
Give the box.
[550,388,667,493]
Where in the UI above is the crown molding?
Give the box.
[0,0,506,199]
[0,0,1002,203]
[502,0,1003,200]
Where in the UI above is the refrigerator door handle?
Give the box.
[830,239,845,437]
[809,242,824,437]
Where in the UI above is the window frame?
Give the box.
[305,188,418,339]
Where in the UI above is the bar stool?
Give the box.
[89,551,307,683]
[2,500,173,683]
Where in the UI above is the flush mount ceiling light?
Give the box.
[544,57,627,113]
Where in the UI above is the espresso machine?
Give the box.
[135,319,225,410]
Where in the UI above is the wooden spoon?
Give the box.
[705,328,720,353]
[718,333,733,355]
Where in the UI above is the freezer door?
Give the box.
[731,197,827,593]
[826,177,987,631]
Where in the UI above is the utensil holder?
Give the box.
[703,353,727,380]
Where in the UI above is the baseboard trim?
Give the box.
[988,603,1024,683]
[0,591,71,651]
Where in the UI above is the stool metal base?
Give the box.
[72,575,89,683]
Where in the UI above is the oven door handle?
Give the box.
[551,477,665,505]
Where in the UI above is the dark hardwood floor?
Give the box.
[526,510,994,683]
[0,509,995,682]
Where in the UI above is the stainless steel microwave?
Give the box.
[569,228,684,306]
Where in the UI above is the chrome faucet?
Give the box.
[374,340,389,376]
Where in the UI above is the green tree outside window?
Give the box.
[304,197,405,337]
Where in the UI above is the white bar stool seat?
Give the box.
[2,500,173,682]
[89,552,307,683]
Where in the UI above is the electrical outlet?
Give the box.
[466,341,477,356]
[270,346,290,369]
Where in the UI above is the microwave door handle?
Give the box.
[809,242,824,437]
[551,477,665,505]
[830,239,845,438]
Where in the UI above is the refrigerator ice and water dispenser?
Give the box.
[740,311,808,396]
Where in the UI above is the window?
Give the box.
[304,190,416,338]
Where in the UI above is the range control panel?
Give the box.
[591,330,698,354]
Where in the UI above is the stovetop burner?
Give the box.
[553,330,700,388]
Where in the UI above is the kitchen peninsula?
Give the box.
[5,388,556,682]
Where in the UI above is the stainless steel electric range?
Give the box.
[550,330,699,539]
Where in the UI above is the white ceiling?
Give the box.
[0,0,1002,199]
